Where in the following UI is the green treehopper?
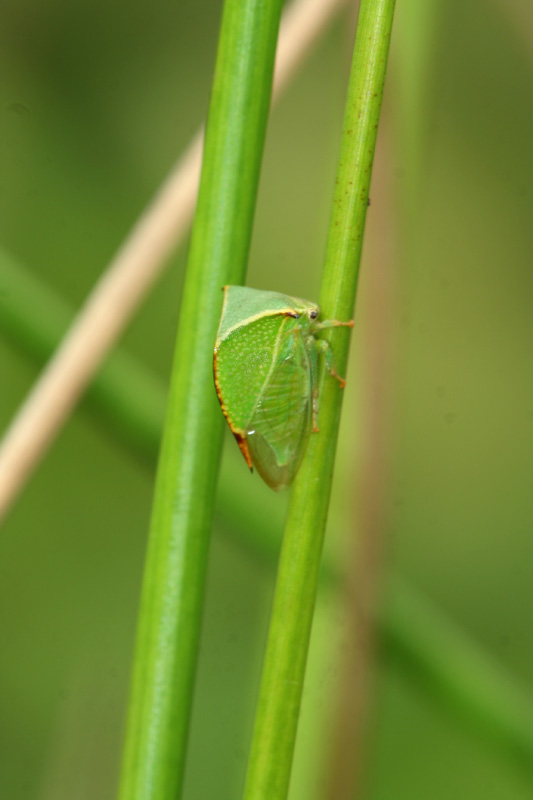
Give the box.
[213,285,353,491]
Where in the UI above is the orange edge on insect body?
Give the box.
[213,347,253,472]
[220,308,301,344]
[234,433,253,471]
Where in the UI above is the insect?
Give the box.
[213,285,353,490]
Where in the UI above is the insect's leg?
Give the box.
[316,318,354,331]
[306,335,320,433]
[313,318,352,389]
[316,338,347,388]
[280,322,301,358]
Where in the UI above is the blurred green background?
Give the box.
[1,0,532,798]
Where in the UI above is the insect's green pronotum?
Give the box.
[213,286,353,490]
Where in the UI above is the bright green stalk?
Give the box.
[117,1,284,798]
[242,2,396,797]
[3,252,533,774]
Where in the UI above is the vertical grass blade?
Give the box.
[116,1,284,798]
[242,2,396,797]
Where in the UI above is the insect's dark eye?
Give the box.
[309,310,318,319]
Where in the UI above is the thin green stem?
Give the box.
[3,250,533,775]
[116,1,284,798]
[242,2,396,798]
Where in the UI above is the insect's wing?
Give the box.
[247,332,312,490]
[215,315,285,431]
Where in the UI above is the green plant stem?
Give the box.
[3,250,533,775]
[242,3,396,798]
[116,1,284,798]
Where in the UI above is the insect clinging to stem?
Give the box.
[213,285,353,490]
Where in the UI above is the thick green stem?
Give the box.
[242,2,396,798]
[116,1,284,798]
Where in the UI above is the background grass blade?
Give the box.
[383,576,533,773]
[0,248,165,464]
[242,2,396,797]
[116,1,284,798]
